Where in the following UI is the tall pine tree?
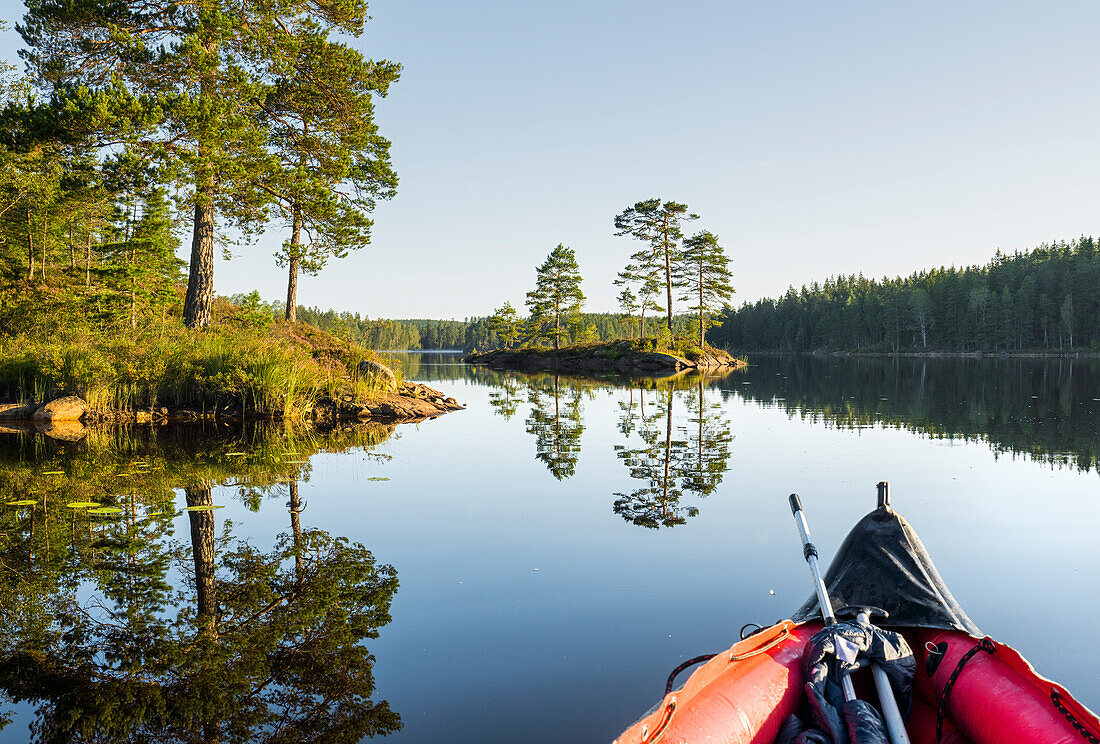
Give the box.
[677,230,734,347]
[525,244,584,349]
[614,198,697,335]
[257,21,399,322]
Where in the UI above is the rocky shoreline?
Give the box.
[465,342,745,375]
[0,373,464,443]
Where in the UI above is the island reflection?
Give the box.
[482,367,735,528]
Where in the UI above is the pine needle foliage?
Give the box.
[525,244,585,350]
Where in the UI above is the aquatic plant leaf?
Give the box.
[88,507,124,515]
[6,499,38,506]
[66,502,100,509]
[41,471,64,475]
[183,505,225,512]
[367,477,390,481]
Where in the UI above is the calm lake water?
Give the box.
[1,352,1098,742]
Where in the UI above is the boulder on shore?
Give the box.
[32,396,88,423]
[357,359,398,393]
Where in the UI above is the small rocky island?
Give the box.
[464,340,745,375]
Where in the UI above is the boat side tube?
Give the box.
[914,630,1100,744]
[614,620,820,744]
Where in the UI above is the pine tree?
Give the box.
[677,230,734,347]
[488,301,519,349]
[525,244,584,350]
[616,287,637,338]
[614,198,697,334]
[258,24,399,322]
[18,0,394,328]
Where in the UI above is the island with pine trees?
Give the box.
[465,199,745,376]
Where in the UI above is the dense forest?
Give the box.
[712,238,1100,353]
[240,295,706,351]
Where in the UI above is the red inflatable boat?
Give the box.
[615,488,1100,744]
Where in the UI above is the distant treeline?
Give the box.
[299,310,699,351]
[711,237,1100,353]
[233,293,701,351]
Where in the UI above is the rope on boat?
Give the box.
[936,637,996,742]
[663,624,792,695]
[1051,689,1100,744]
[665,654,718,695]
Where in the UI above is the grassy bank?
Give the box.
[0,283,395,418]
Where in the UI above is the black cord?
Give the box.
[936,637,996,742]
[665,654,718,695]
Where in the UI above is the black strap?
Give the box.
[665,654,717,695]
[936,636,996,742]
[1051,689,1100,744]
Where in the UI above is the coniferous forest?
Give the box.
[711,237,1100,353]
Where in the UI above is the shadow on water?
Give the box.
[0,423,401,743]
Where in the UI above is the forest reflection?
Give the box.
[722,355,1100,473]
[390,351,1100,477]
[0,423,400,743]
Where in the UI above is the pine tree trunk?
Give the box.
[289,480,303,584]
[186,486,218,640]
[664,248,673,335]
[285,202,301,322]
[130,221,136,328]
[699,266,705,347]
[184,175,216,329]
[41,204,47,281]
[85,234,92,285]
[26,207,34,278]
[662,390,673,506]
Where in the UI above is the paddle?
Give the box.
[788,493,857,701]
[789,492,911,744]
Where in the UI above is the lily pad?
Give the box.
[183,504,225,512]
[41,471,65,475]
[88,507,124,515]
[285,460,309,464]
[66,501,101,509]
[226,452,247,457]
[367,477,390,481]
[6,499,38,506]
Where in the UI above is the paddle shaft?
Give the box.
[788,493,857,702]
[853,609,912,744]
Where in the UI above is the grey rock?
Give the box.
[357,359,398,392]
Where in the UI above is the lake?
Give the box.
[0,352,1097,743]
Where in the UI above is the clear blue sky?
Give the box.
[2,1,1098,319]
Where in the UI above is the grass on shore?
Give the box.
[0,283,396,418]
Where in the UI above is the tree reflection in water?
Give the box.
[612,378,733,528]
[0,425,400,744]
[525,375,585,481]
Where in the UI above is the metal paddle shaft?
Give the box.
[788,493,857,702]
[848,608,912,744]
